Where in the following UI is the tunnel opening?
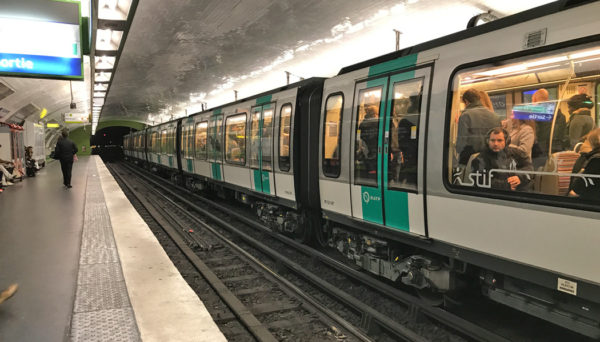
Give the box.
[91,126,137,162]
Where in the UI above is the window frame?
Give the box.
[224,113,247,166]
[195,121,208,160]
[278,103,293,172]
[442,39,600,212]
[322,92,344,178]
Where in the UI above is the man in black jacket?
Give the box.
[54,129,78,188]
[470,127,533,191]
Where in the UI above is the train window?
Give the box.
[262,108,274,171]
[323,94,343,178]
[279,104,292,172]
[209,117,223,160]
[181,126,187,157]
[447,44,600,205]
[225,114,247,165]
[195,121,208,159]
[186,124,194,158]
[388,78,423,191]
[151,132,157,153]
[160,130,167,154]
[354,87,382,187]
[250,109,261,168]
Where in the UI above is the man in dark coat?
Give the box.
[456,88,501,166]
[569,128,600,201]
[470,127,533,191]
[54,129,78,188]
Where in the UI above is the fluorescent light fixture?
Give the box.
[95,56,115,69]
[94,83,108,91]
[98,0,132,21]
[526,56,568,67]
[39,108,48,119]
[569,48,600,60]
[47,123,60,128]
[96,29,123,51]
[93,98,105,106]
[95,72,112,82]
[94,91,106,97]
[476,64,526,77]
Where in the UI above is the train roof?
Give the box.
[337,0,596,75]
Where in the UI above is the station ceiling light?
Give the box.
[98,0,132,21]
[95,56,116,69]
[96,29,124,51]
[95,71,112,82]
[90,0,139,135]
[94,83,108,91]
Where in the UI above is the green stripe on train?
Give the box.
[253,169,262,192]
[261,171,270,195]
[256,95,272,106]
[368,54,417,77]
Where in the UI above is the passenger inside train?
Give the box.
[449,44,600,203]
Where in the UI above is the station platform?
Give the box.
[0,156,226,342]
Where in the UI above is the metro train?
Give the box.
[124,1,600,337]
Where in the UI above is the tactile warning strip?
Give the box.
[70,165,141,342]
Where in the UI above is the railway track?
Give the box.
[108,162,369,341]
[112,160,591,341]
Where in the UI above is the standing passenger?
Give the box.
[533,88,568,167]
[567,94,594,148]
[54,129,78,189]
[456,89,501,165]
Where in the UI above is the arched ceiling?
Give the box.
[0,0,556,129]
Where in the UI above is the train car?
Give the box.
[22,121,45,167]
[147,121,178,172]
[317,1,600,337]
[178,78,325,238]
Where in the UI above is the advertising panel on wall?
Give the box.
[0,0,82,80]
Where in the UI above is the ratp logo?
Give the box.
[362,191,370,204]
[362,191,381,204]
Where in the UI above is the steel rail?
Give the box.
[120,163,437,341]
[109,164,278,342]
[125,162,511,342]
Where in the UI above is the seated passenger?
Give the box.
[470,127,533,191]
[456,88,501,166]
[569,128,600,200]
[567,93,594,149]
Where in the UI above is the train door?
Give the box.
[208,114,224,181]
[249,103,275,195]
[351,78,388,224]
[351,68,430,234]
[381,69,429,234]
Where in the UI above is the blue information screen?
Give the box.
[512,102,557,122]
[0,16,82,80]
[0,53,82,77]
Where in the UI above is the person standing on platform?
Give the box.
[54,129,78,189]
